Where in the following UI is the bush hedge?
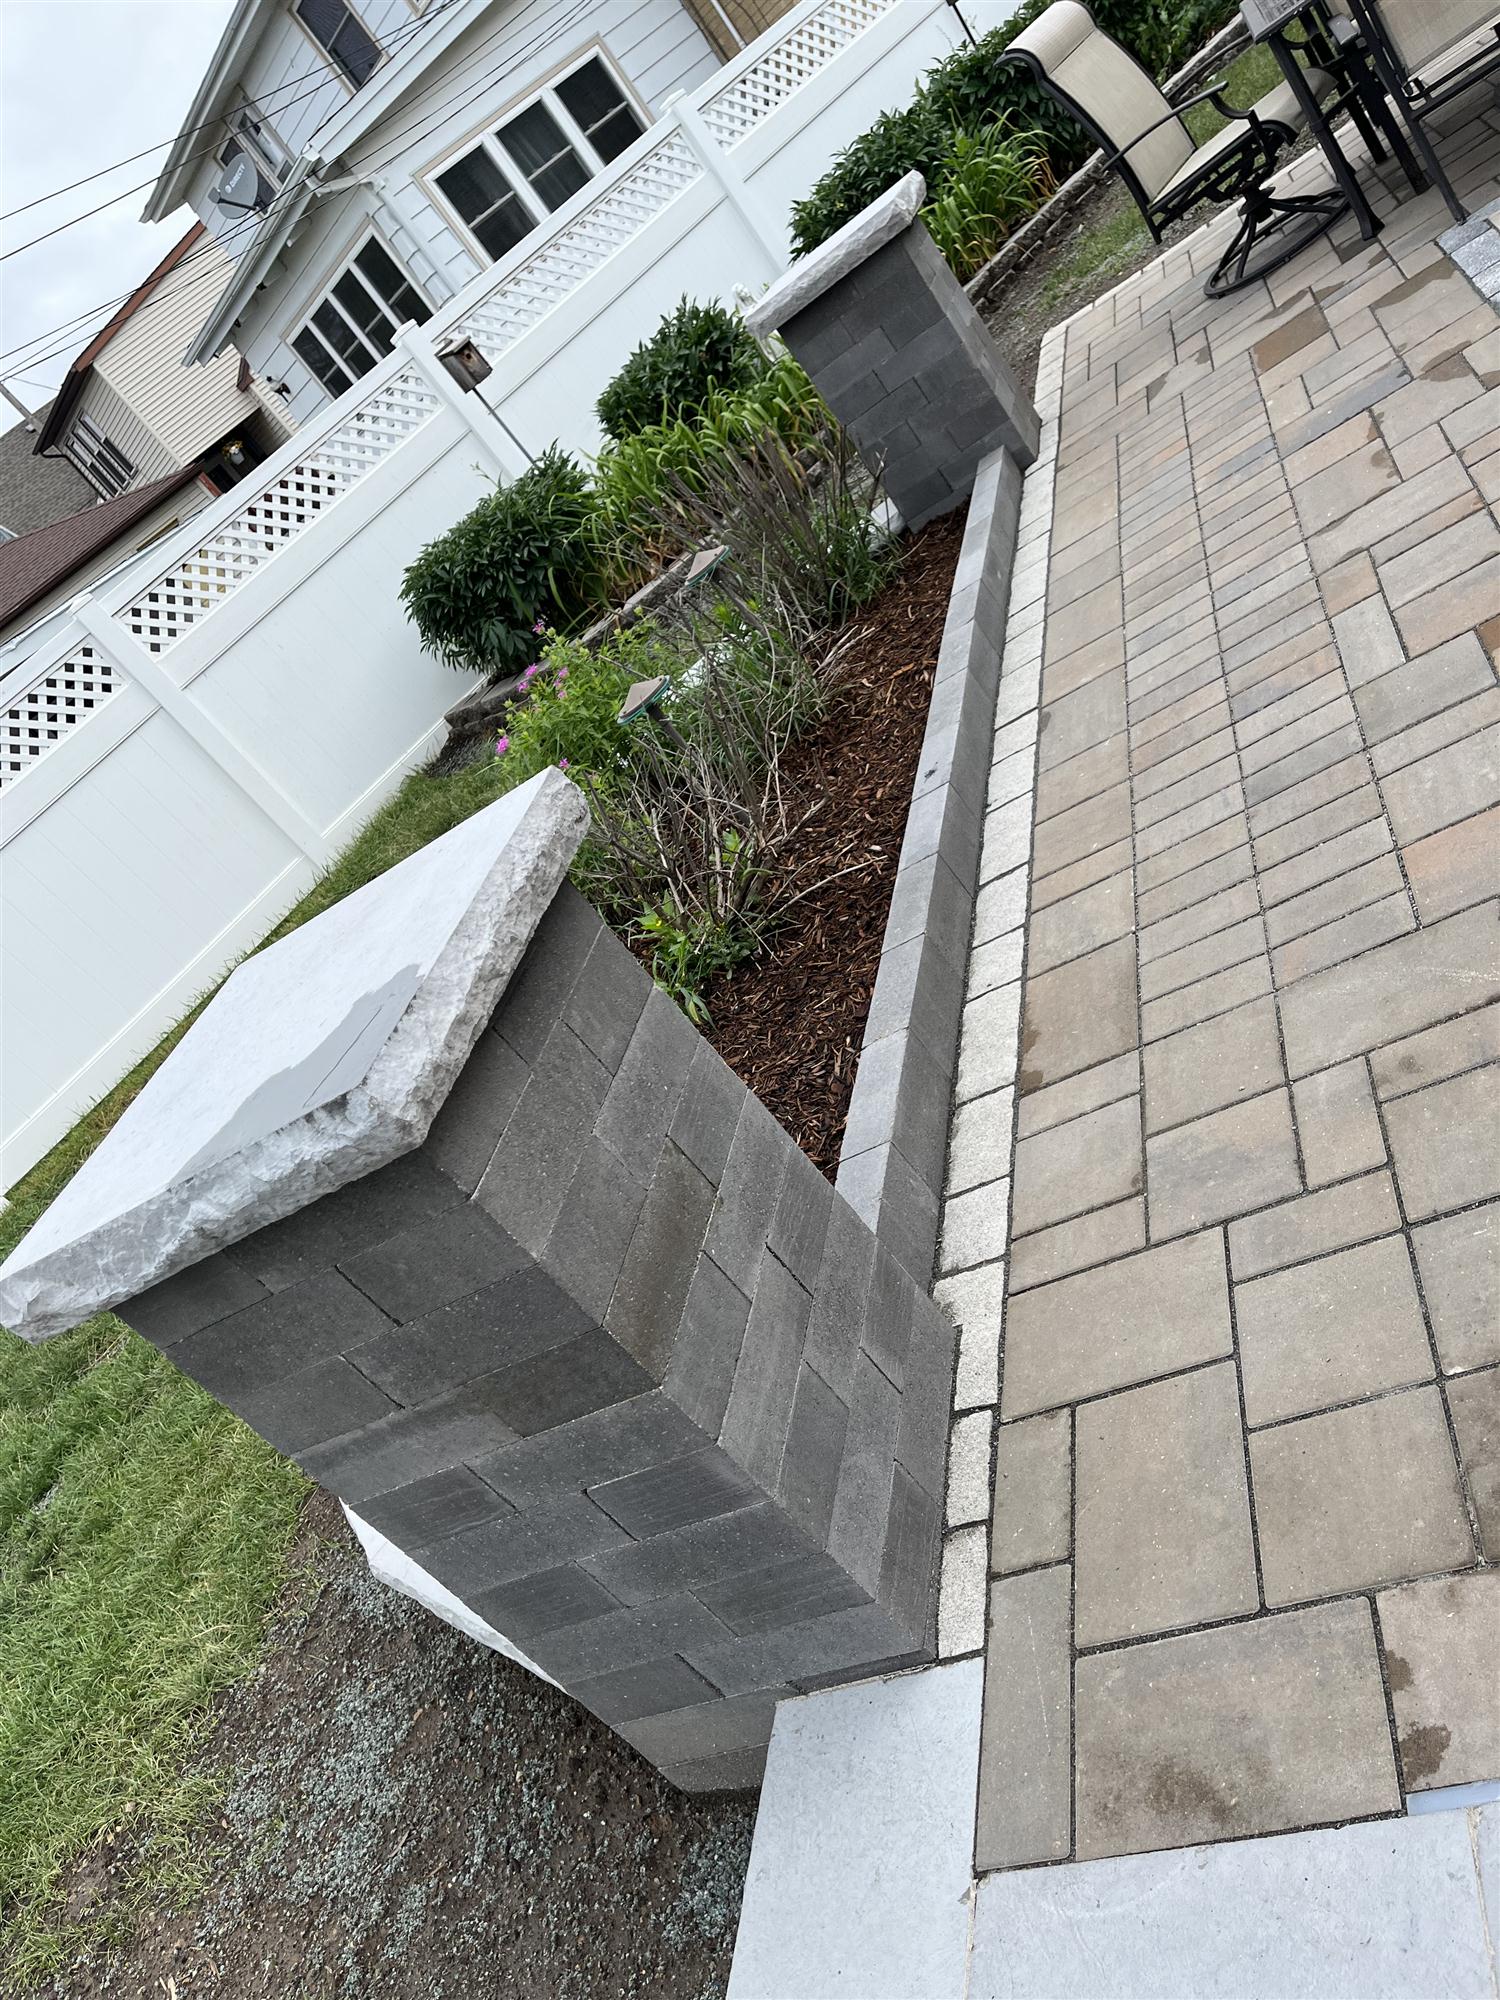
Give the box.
[399,446,606,679]
[789,1,1234,255]
[596,296,768,442]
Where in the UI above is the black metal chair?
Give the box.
[1002,1,1348,296]
[1341,0,1500,220]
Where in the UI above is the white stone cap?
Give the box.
[0,770,589,1345]
[744,171,927,337]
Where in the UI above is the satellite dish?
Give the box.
[215,152,265,213]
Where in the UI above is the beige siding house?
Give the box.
[34,226,292,499]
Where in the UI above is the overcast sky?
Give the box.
[0,0,235,434]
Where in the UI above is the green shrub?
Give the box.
[399,446,606,679]
[488,620,681,794]
[921,122,1056,281]
[789,2,1235,256]
[591,355,830,579]
[596,297,768,443]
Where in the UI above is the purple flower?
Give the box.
[558,757,569,770]
[556,664,569,683]
[532,617,548,635]
[494,734,509,756]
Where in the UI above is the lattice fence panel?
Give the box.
[0,644,126,790]
[698,0,894,147]
[116,371,440,655]
[461,133,702,354]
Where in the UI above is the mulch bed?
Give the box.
[698,505,966,1176]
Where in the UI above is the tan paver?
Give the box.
[1250,1386,1474,1603]
[1377,1570,1500,1792]
[1074,1601,1400,1860]
[1074,1362,1256,1646]
[960,109,1500,1874]
[976,1567,1072,1869]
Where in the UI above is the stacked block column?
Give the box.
[120,887,956,1792]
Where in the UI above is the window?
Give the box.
[294,0,382,87]
[291,237,431,397]
[218,104,292,211]
[434,55,645,263]
[66,415,134,498]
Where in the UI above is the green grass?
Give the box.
[0,747,516,1989]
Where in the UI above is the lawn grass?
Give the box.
[0,746,515,1989]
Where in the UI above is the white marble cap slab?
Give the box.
[0,769,589,1344]
[744,171,926,337]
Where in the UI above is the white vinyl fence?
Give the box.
[0,0,976,1188]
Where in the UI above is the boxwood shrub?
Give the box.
[596,297,768,442]
[399,446,606,679]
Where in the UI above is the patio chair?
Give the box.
[1002,1,1346,296]
[1340,0,1500,219]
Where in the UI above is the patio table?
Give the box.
[1241,0,1422,238]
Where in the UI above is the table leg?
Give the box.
[1269,27,1383,241]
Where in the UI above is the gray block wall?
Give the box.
[120,887,956,1793]
[778,222,1040,526]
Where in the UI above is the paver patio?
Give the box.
[934,88,1500,1879]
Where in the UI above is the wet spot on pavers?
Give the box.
[1385,1650,1413,1693]
[1399,1721,1453,1785]
[1145,1756,1240,1833]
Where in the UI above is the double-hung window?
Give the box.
[434,54,645,264]
[291,238,431,398]
[294,0,382,87]
[66,415,134,498]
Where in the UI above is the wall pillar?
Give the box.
[747,171,1040,526]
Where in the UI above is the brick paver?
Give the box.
[939,94,1500,1867]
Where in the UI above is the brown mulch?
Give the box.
[699,505,966,1176]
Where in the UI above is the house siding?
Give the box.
[190,0,722,422]
[90,237,291,470]
[66,376,176,490]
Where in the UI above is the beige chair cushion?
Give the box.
[1373,0,1500,76]
[1009,0,1194,200]
[1157,68,1337,203]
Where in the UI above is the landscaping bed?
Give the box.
[693,506,965,1175]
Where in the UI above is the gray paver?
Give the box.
[1413,1202,1500,1373]
[1227,1168,1403,1280]
[1377,1570,1500,1793]
[1010,1096,1141,1238]
[975,1567,1072,1870]
[990,1408,1070,1575]
[1074,1600,1399,1860]
[1009,1196,1146,1292]
[1147,1088,1300,1238]
[1074,1362,1257,1647]
[1251,1386,1475,1604]
[1142,997,1285,1136]
[1017,936,1138,1090]
[1236,1235,1433,1425]
[1384,1065,1500,1221]
[1002,1235,1232,1418]
[1371,1002,1500,1100]
[1447,1366,1499,1560]
[1292,1059,1388,1187]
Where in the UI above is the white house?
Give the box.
[147,0,803,428]
[34,225,293,499]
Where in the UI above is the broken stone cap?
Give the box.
[0,769,589,1345]
[744,170,927,337]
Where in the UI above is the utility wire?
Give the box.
[0,0,459,227]
[1,0,588,380]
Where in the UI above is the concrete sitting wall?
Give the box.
[120,888,956,1791]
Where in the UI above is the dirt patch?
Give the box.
[35,1495,754,2000]
[699,505,967,1176]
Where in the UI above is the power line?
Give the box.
[1,0,589,381]
[0,0,459,229]
[0,0,459,261]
